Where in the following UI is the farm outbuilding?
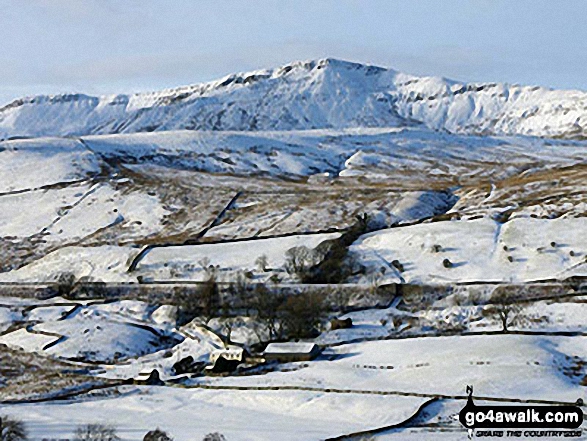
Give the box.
[135,368,164,385]
[263,342,321,362]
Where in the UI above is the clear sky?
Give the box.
[1,0,586,106]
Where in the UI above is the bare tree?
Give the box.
[483,289,523,333]
[73,424,120,441]
[284,246,317,278]
[251,283,284,340]
[202,434,226,441]
[280,291,326,339]
[228,270,251,311]
[201,273,221,324]
[366,271,382,296]
[219,296,243,346]
[0,416,28,441]
[198,257,211,272]
[221,317,240,346]
[143,428,173,441]
[55,272,78,297]
[74,276,108,298]
[255,254,269,272]
[172,286,200,326]
[330,286,351,312]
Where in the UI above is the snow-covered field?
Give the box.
[352,217,587,284]
[2,126,585,187]
[83,127,587,183]
[0,300,181,363]
[0,137,99,193]
[2,330,584,439]
[0,387,427,441]
[199,334,586,403]
[1,279,586,439]
[0,245,137,283]
[138,232,341,281]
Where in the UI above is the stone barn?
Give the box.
[263,342,321,362]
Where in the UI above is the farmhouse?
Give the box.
[206,346,247,374]
[263,342,321,362]
[209,347,246,364]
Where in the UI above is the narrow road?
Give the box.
[326,398,438,440]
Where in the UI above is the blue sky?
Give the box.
[1,0,586,105]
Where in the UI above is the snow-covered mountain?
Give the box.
[1,58,586,139]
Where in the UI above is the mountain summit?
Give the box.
[1,58,586,139]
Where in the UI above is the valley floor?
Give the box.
[1,285,586,440]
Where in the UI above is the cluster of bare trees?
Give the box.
[74,424,120,441]
[53,272,109,299]
[250,285,326,340]
[46,213,379,347]
[284,245,321,279]
[291,214,371,284]
[0,415,27,441]
[172,268,221,326]
[171,266,328,341]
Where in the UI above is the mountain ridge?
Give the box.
[1,58,586,139]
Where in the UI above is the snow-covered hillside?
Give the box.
[0,125,584,283]
[2,127,583,184]
[352,217,587,284]
[2,58,587,139]
[0,58,585,285]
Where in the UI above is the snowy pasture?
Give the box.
[352,217,587,284]
[202,334,586,404]
[0,245,137,283]
[0,137,100,193]
[137,232,341,281]
[0,387,427,441]
[0,300,182,363]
